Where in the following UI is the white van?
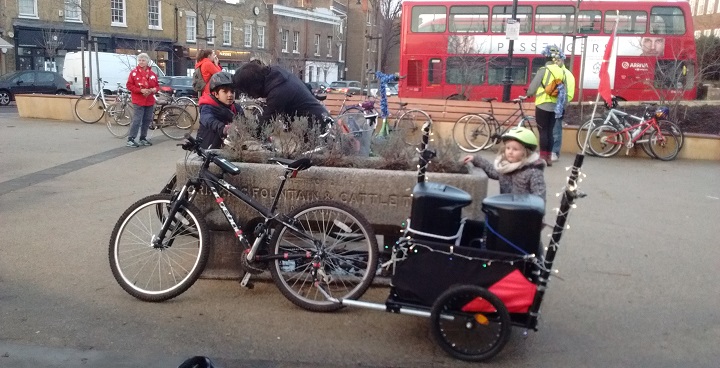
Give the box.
[62,51,165,95]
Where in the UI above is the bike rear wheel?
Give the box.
[268,201,378,312]
[587,125,623,157]
[109,193,209,302]
[648,127,681,161]
[106,102,133,138]
[74,95,105,124]
[174,96,199,123]
[455,114,492,152]
[430,285,512,362]
[394,109,432,146]
[159,106,195,140]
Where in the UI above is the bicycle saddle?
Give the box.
[398,102,408,107]
[482,97,498,102]
[269,157,313,171]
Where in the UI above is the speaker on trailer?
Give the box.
[482,194,545,256]
[409,182,472,240]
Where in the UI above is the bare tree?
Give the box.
[39,28,68,71]
[374,0,402,72]
[444,35,487,100]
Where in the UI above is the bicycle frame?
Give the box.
[598,109,660,147]
[488,99,533,132]
[156,153,316,281]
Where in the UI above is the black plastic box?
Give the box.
[481,194,545,256]
[409,182,472,239]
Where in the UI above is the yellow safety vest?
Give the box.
[534,64,565,105]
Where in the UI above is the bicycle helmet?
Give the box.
[208,71,235,92]
[501,127,538,151]
[655,106,669,120]
[541,44,566,61]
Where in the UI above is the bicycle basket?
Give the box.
[335,113,373,157]
[655,106,669,120]
[361,100,375,111]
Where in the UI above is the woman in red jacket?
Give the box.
[195,49,222,97]
[125,53,159,147]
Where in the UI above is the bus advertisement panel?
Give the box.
[399,0,697,102]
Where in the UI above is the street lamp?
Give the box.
[501,0,519,102]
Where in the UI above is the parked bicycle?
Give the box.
[453,96,538,153]
[74,79,129,124]
[585,104,682,161]
[105,85,134,138]
[576,98,684,157]
[109,134,378,310]
[144,92,197,140]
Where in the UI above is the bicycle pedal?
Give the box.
[240,272,252,288]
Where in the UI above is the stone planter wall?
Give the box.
[177,159,488,279]
[15,94,79,122]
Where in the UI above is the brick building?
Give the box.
[689,0,720,36]
[0,0,350,83]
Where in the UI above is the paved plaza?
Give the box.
[0,106,718,367]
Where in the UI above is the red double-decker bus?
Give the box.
[398,0,697,102]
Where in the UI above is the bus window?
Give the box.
[605,10,647,34]
[491,5,532,34]
[446,56,485,85]
[428,58,442,85]
[412,6,447,33]
[535,5,575,34]
[650,7,686,35]
[488,57,529,85]
[531,57,547,76]
[655,60,691,89]
[577,10,602,34]
[449,6,489,33]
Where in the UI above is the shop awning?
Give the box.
[0,37,13,49]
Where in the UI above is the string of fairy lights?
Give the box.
[386,125,587,279]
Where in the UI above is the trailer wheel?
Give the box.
[430,284,512,362]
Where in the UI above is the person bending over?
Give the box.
[231,61,329,138]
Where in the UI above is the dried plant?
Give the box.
[221,114,468,174]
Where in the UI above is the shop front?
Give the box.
[185,47,252,75]
[12,20,88,73]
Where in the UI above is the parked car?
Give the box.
[158,76,196,97]
[307,81,328,95]
[0,70,72,106]
[326,80,362,95]
[363,81,399,97]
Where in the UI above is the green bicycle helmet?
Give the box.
[208,71,235,92]
[502,127,538,150]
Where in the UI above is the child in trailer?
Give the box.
[462,127,547,203]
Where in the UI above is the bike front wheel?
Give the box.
[394,109,432,146]
[576,118,605,154]
[109,193,209,302]
[106,102,133,138]
[648,127,681,161]
[74,95,106,124]
[268,201,379,312]
[159,106,195,140]
[454,114,492,152]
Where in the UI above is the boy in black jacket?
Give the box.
[196,72,244,149]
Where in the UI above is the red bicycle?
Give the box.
[586,104,682,161]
